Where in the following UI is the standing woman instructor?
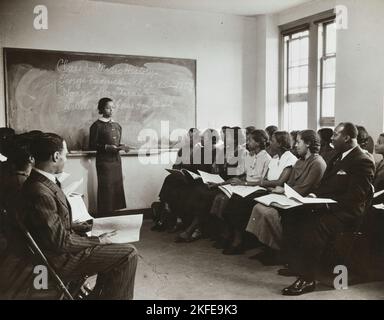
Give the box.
[89,97,129,217]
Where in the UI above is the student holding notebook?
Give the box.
[151,128,201,231]
[246,130,326,259]
[218,130,299,255]
[174,127,246,243]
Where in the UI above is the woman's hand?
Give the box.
[98,230,118,244]
[105,144,119,152]
[230,178,242,186]
[271,186,284,194]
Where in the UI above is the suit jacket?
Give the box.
[314,146,375,223]
[21,170,100,273]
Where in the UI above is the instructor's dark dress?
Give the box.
[89,119,126,217]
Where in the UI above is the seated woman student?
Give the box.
[246,130,326,261]
[357,125,375,162]
[317,128,335,164]
[174,127,246,243]
[210,129,269,247]
[151,128,201,231]
[209,127,255,235]
[155,128,220,233]
[220,130,297,255]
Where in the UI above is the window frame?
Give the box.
[279,10,336,131]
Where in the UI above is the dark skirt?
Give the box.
[96,157,126,217]
[223,190,268,231]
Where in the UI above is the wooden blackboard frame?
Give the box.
[3,47,197,153]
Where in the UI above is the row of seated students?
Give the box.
[0,129,138,299]
[152,123,384,296]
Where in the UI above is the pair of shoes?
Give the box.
[222,244,244,255]
[174,232,191,243]
[151,221,167,232]
[190,228,202,241]
[277,267,297,277]
[282,278,316,296]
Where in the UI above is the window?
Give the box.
[318,20,337,127]
[279,10,336,131]
[283,29,309,131]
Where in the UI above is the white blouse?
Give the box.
[266,150,297,181]
[244,149,271,182]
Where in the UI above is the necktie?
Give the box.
[55,178,62,189]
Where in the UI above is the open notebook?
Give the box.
[218,185,266,198]
[254,184,336,209]
[67,193,143,243]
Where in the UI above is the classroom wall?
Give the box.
[254,14,279,128]
[0,0,259,210]
[276,0,384,139]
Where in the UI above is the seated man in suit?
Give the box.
[21,133,138,299]
[281,122,375,296]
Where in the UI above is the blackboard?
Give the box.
[4,48,196,151]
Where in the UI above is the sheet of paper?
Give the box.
[374,189,384,198]
[91,214,143,244]
[284,183,336,204]
[67,193,93,222]
[63,178,84,196]
[197,170,225,184]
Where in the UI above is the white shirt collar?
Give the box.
[34,168,57,183]
[341,146,357,160]
[99,117,113,123]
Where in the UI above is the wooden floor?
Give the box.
[133,220,384,300]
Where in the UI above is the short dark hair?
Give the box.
[6,133,37,169]
[248,129,268,150]
[97,97,113,114]
[317,128,333,144]
[338,122,358,139]
[299,129,321,154]
[245,126,256,135]
[273,131,291,152]
[265,125,278,139]
[31,133,64,163]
